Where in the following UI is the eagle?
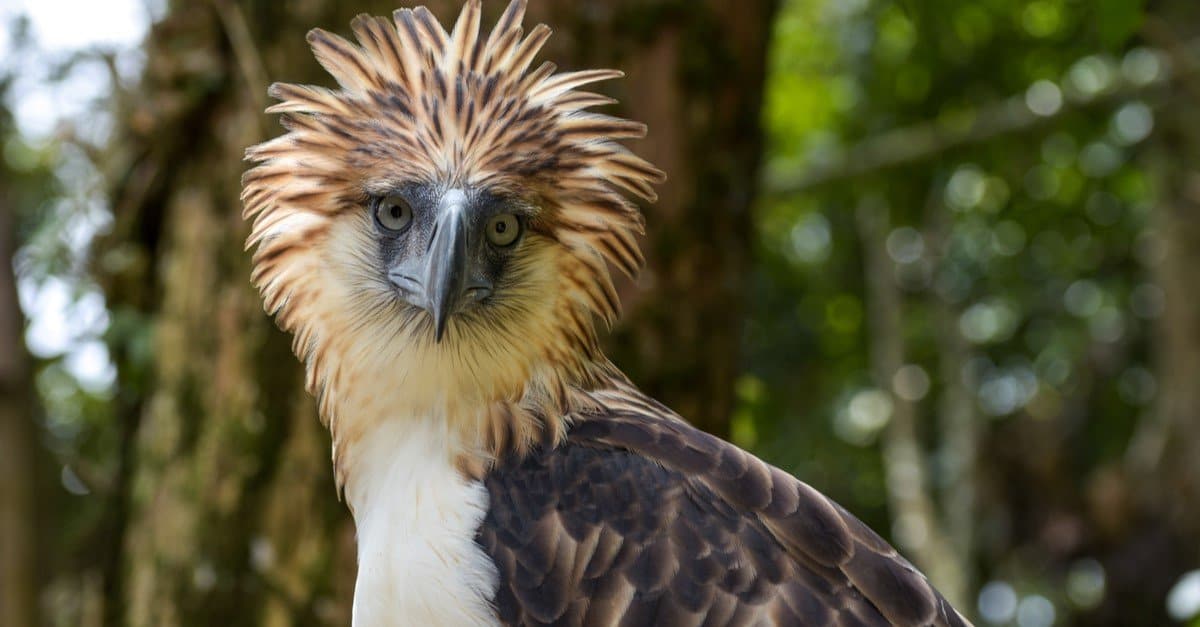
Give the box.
[241,1,971,625]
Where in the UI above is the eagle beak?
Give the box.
[424,190,469,343]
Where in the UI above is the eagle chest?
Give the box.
[347,420,500,627]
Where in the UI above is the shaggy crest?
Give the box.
[241,0,664,472]
[242,0,663,320]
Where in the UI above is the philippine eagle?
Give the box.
[241,1,971,625]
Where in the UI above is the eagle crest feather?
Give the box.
[242,0,664,481]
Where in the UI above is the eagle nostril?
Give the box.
[464,283,493,303]
[388,272,424,298]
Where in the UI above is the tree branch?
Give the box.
[856,197,969,610]
[767,38,1200,194]
[0,188,40,627]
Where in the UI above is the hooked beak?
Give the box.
[424,191,469,342]
[388,189,494,343]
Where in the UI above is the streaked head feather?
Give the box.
[241,0,663,479]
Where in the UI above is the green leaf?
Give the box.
[1095,0,1145,47]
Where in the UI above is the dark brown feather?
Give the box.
[478,381,972,627]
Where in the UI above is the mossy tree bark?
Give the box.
[101,2,400,625]
[1,190,39,627]
[1139,0,1200,549]
[526,0,779,438]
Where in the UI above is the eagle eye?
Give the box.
[374,195,413,232]
[485,214,521,247]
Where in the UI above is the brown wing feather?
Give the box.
[477,383,971,626]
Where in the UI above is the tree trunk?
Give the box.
[526,0,779,438]
[856,198,968,610]
[1,192,39,627]
[1131,2,1200,542]
[927,198,980,608]
[102,2,402,624]
[106,1,773,621]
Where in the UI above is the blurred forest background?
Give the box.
[3,0,1200,625]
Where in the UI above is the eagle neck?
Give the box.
[330,351,609,485]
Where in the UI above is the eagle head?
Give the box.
[240,0,664,469]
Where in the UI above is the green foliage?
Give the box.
[1095,0,1144,47]
[2,23,133,625]
[753,0,1173,622]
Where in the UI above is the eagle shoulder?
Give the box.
[475,393,970,627]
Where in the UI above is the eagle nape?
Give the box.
[240,1,974,625]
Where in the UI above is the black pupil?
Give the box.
[495,220,508,234]
[389,205,403,220]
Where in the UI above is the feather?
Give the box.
[448,0,483,71]
[486,0,526,53]
[480,396,973,626]
[503,23,552,80]
[306,28,377,93]
[350,14,407,85]
[530,69,624,103]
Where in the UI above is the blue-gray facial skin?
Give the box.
[371,183,527,340]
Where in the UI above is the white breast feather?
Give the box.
[346,417,499,627]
